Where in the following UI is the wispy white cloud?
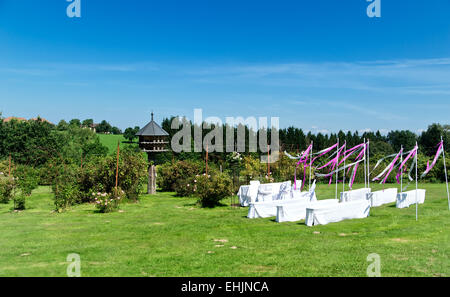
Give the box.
[184,58,450,96]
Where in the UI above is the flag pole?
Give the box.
[115,140,120,192]
[206,144,209,176]
[8,154,11,177]
[400,145,403,196]
[441,136,450,210]
[309,141,313,191]
[336,139,339,200]
[364,138,367,189]
[415,142,418,221]
[368,139,371,190]
[267,144,270,179]
[343,141,346,194]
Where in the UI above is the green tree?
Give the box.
[82,119,94,127]
[69,119,81,127]
[111,126,122,135]
[124,127,139,142]
[57,120,69,131]
[419,123,445,156]
[387,130,417,152]
[97,120,112,134]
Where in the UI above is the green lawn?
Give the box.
[0,183,449,277]
[97,134,137,154]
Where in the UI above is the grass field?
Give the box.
[97,134,137,154]
[0,183,449,277]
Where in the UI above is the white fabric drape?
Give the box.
[396,189,426,209]
[340,188,371,203]
[237,181,260,207]
[368,188,398,207]
[275,181,292,200]
[248,183,316,219]
[276,198,338,223]
[256,182,284,202]
[305,199,371,226]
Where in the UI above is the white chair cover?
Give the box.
[276,197,337,223]
[292,180,302,191]
[249,181,317,220]
[237,181,260,207]
[256,184,274,202]
[305,199,371,227]
[276,181,292,200]
[368,188,398,207]
[340,188,371,203]
[292,180,317,201]
[255,182,284,202]
[396,189,426,209]
[247,200,279,218]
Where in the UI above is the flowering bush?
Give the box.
[194,171,233,208]
[52,181,81,212]
[174,177,196,197]
[78,148,147,202]
[157,160,204,192]
[92,188,123,213]
[51,165,82,212]
[14,165,39,196]
[0,176,16,204]
[14,194,26,210]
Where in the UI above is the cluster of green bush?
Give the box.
[157,160,233,207]
[0,147,147,212]
[51,147,147,212]
[0,163,40,210]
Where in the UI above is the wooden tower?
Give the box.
[136,113,169,194]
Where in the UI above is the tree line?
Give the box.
[56,118,122,135]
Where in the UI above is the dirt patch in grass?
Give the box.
[391,238,410,243]
[214,239,228,243]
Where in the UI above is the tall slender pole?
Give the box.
[206,144,209,176]
[400,145,403,195]
[368,139,370,190]
[309,141,313,191]
[115,140,120,191]
[343,142,346,194]
[364,138,367,189]
[336,140,339,200]
[441,136,449,210]
[8,154,11,177]
[415,142,418,221]
[267,144,270,179]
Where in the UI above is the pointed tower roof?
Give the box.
[136,113,169,136]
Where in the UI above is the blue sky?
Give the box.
[0,0,449,134]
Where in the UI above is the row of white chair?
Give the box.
[246,185,426,226]
[237,180,308,207]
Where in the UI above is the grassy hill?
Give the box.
[97,134,137,154]
[0,183,448,276]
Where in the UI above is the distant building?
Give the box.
[81,123,99,133]
[30,117,53,125]
[2,116,53,125]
